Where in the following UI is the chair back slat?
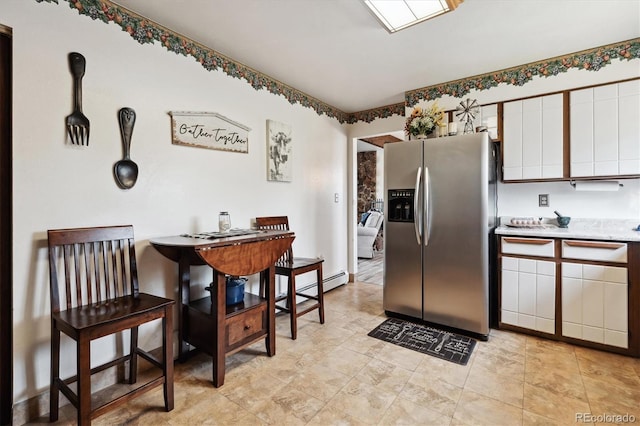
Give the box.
[255,216,293,263]
[92,241,101,301]
[48,225,139,313]
[102,240,111,301]
[83,243,92,303]
[72,244,82,308]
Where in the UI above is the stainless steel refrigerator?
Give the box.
[383,133,497,339]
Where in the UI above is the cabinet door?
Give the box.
[593,84,619,175]
[503,101,523,180]
[501,256,519,325]
[522,98,542,179]
[500,256,555,334]
[561,262,628,348]
[541,94,564,178]
[503,94,563,180]
[618,79,640,175]
[570,80,640,177]
[570,88,594,177]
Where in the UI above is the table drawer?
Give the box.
[562,240,627,263]
[226,303,267,350]
[501,237,555,258]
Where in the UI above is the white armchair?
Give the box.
[357,210,383,259]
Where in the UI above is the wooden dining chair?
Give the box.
[255,216,324,339]
[47,225,174,425]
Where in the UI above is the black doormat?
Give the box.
[368,318,476,365]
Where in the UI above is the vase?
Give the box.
[411,130,434,140]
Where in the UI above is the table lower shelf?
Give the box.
[186,293,269,354]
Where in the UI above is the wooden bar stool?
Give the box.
[255,216,324,339]
[47,225,174,425]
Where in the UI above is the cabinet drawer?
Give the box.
[561,240,627,263]
[501,237,555,257]
[226,303,267,350]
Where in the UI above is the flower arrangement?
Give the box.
[405,103,445,137]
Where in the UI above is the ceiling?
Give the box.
[112,0,638,114]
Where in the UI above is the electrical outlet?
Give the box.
[539,194,549,207]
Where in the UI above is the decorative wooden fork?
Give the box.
[66,52,90,145]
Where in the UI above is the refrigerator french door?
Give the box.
[383,133,496,338]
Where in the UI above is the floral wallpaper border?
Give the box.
[35,0,640,123]
[406,39,640,107]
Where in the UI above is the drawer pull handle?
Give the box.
[244,325,251,330]
[503,238,553,245]
[564,241,625,250]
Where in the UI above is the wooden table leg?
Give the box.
[266,265,276,356]
[212,269,226,387]
[178,253,191,362]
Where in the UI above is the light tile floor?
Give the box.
[40,281,640,425]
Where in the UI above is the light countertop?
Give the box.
[495,218,640,242]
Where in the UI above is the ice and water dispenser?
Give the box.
[387,189,415,222]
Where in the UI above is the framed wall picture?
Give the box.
[266,119,292,182]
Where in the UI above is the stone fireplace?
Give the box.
[357,151,376,219]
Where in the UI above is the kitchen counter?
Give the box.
[495,218,640,242]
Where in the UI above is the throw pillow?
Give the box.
[366,211,381,228]
[360,211,371,226]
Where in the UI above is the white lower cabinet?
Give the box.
[501,256,556,334]
[561,262,628,348]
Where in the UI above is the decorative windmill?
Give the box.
[455,98,480,134]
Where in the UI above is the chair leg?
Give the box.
[162,307,174,411]
[288,274,297,340]
[77,337,91,426]
[316,264,325,325]
[129,326,139,384]
[49,325,60,422]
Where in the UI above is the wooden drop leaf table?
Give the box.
[150,229,294,387]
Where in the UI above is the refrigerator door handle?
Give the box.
[424,167,431,246]
[414,166,422,245]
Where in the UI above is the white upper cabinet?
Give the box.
[469,104,499,140]
[618,80,640,175]
[503,94,564,180]
[570,80,640,177]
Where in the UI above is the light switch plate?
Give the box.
[539,194,549,207]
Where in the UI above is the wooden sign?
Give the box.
[169,111,250,153]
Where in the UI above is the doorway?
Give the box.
[0,23,12,426]
[354,137,387,285]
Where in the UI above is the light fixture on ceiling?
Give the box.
[363,0,463,33]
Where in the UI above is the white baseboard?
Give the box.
[298,271,348,295]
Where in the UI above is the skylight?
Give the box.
[363,0,463,33]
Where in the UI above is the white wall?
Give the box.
[4,0,348,404]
